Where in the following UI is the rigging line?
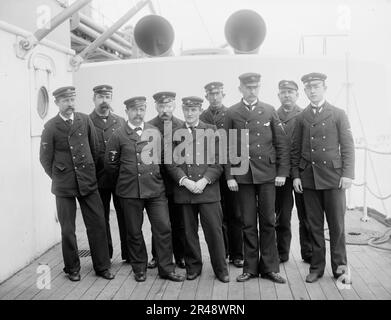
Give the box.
[191,0,215,46]
[351,88,389,216]
[332,85,344,106]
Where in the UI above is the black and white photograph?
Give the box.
[0,0,390,312]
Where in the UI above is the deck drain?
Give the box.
[78,249,91,257]
[325,228,383,245]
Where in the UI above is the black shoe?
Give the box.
[68,272,80,282]
[261,272,286,284]
[96,269,115,280]
[134,272,146,282]
[147,258,157,269]
[236,272,258,282]
[305,272,323,283]
[160,272,185,282]
[186,271,201,281]
[217,274,230,283]
[232,259,244,268]
[303,257,312,264]
[176,258,186,269]
[279,256,289,263]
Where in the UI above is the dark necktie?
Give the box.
[65,119,73,126]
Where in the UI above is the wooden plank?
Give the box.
[0,245,63,299]
[282,258,310,300]
[227,263,244,300]
[195,258,215,300]
[212,277,229,300]
[112,271,138,300]
[80,251,123,300]
[129,268,158,300]
[353,250,391,299]
[177,272,200,300]
[274,262,293,300]
[146,277,168,300]
[96,262,132,300]
[289,240,326,300]
[243,271,261,300]
[162,278,184,300]
[349,251,391,300]
[362,246,391,294]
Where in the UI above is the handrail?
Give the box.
[352,144,391,220]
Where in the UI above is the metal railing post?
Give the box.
[361,145,369,222]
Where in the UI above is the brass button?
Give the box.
[312,161,315,165]
[258,156,262,159]
[323,148,326,151]
[257,133,260,136]
[323,161,326,164]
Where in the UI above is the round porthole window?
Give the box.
[37,86,49,119]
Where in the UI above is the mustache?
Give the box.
[99,102,110,108]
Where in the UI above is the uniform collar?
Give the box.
[59,112,74,122]
[127,121,144,131]
[310,99,326,108]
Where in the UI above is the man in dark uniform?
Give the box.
[147,91,186,269]
[225,73,290,283]
[40,86,114,281]
[166,96,229,283]
[291,73,355,283]
[275,80,312,264]
[200,82,244,268]
[104,96,184,282]
[89,85,128,262]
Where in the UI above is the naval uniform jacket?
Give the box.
[291,101,355,190]
[277,104,303,138]
[200,105,228,130]
[148,116,184,196]
[89,111,126,189]
[104,122,165,199]
[165,121,223,204]
[40,112,99,197]
[224,100,290,184]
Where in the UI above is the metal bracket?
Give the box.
[14,35,37,59]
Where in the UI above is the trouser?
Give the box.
[181,202,228,278]
[151,194,185,262]
[120,194,175,276]
[303,188,347,276]
[98,188,129,260]
[220,179,243,260]
[56,191,111,274]
[238,183,280,275]
[275,178,312,261]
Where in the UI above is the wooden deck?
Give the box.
[1,208,391,300]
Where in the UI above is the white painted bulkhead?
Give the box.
[0,0,74,283]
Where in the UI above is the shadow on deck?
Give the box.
[1,208,391,300]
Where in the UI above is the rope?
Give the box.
[355,146,391,155]
[366,185,391,201]
[367,229,391,251]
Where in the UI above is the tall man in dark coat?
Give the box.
[40,86,114,281]
[275,80,312,264]
[147,91,186,269]
[291,73,355,283]
[104,96,184,283]
[89,85,128,262]
[225,73,290,283]
[200,82,243,268]
[166,96,229,283]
